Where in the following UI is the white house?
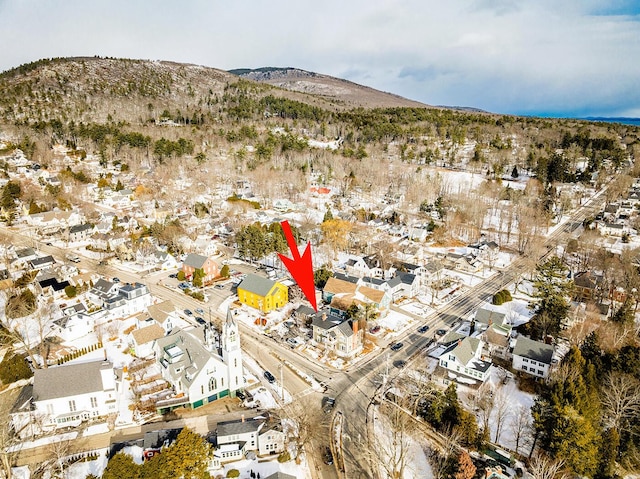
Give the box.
[512,336,555,379]
[145,300,179,334]
[12,360,118,435]
[439,337,492,383]
[53,303,94,342]
[103,282,152,319]
[153,309,243,411]
[216,417,285,458]
[129,323,165,358]
[311,310,364,358]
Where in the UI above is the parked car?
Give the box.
[323,447,334,465]
[112,277,120,283]
[436,329,447,336]
[264,371,276,383]
[215,284,225,289]
[168,273,178,279]
[322,397,336,413]
[390,342,404,351]
[195,308,205,315]
[184,309,193,316]
[418,325,430,333]
[236,390,246,400]
[195,316,206,325]
[369,325,381,334]
[394,360,407,368]
[286,338,298,348]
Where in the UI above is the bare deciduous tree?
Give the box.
[600,372,640,433]
[528,453,567,479]
[493,387,510,443]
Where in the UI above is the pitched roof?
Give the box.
[475,307,507,326]
[237,274,279,297]
[33,360,113,401]
[147,300,176,324]
[132,323,165,345]
[451,337,481,365]
[217,418,264,437]
[183,253,208,269]
[513,336,554,364]
[265,473,297,479]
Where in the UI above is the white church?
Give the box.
[154,308,244,411]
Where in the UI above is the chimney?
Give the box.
[322,313,327,321]
[241,414,245,423]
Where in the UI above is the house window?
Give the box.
[209,377,217,391]
[90,397,98,408]
[538,370,544,376]
[234,358,237,368]
[523,358,529,363]
[522,366,527,371]
[69,400,76,412]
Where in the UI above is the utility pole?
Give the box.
[279,363,284,401]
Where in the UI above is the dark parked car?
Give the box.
[436,329,447,336]
[236,390,246,400]
[112,277,120,283]
[394,360,407,368]
[195,316,206,325]
[264,371,276,383]
[390,342,404,351]
[369,325,381,334]
[323,447,334,465]
[322,397,336,413]
[168,273,177,279]
[184,309,193,316]
[418,325,430,333]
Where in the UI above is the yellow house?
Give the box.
[237,274,288,313]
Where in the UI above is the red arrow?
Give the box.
[278,220,318,312]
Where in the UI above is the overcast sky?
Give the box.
[1,0,639,117]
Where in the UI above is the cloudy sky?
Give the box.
[1,0,639,117]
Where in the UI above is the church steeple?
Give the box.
[221,307,242,394]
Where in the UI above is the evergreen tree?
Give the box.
[102,452,141,479]
[323,208,333,222]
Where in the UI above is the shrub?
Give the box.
[177,271,186,281]
[278,451,291,463]
[220,265,230,278]
[226,470,240,478]
[65,285,77,298]
[0,353,33,384]
[492,289,512,305]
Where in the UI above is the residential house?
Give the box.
[29,255,56,271]
[439,337,492,384]
[322,276,391,318]
[345,254,384,279]
[37,275,70,300]
[311,310,364,358]
[573,271,600,302]
[12,360,118,433]
[129,323,165,358]
[26,210,83,235]
[215,417,285,459]
[386,272,419,301]
[182,253,219,284]
[53,303,93,342]
[153,310,243,411]
[146,300,179,334]
[237,274,288,313]
[13,247,37,269]
[408,227,428,242]
[512,336,555,379]
[68,223,94,243]
[445,252,481,273]
[88,278,120,306]
[104,282,152,317]
[473,307,508,332]
[265,473,296,479]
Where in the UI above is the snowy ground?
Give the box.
[371,405,434,479]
